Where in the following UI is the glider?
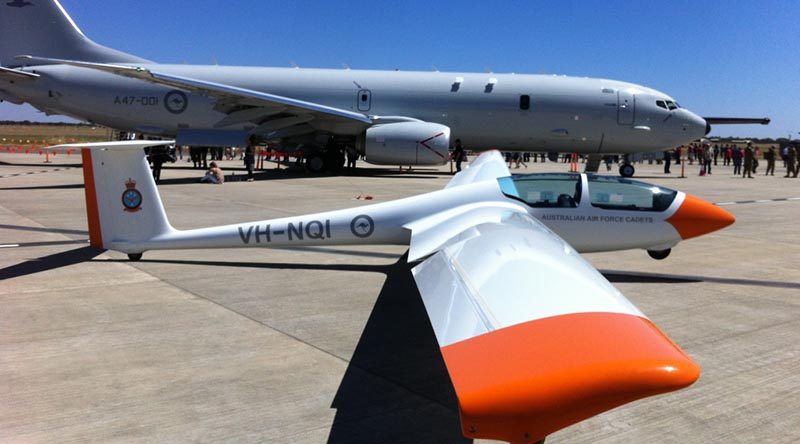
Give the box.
[51,140,735,443]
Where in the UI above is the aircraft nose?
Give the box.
[666,194,735,240]
[683,110,709,139]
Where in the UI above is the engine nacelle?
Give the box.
[359,122,451,166]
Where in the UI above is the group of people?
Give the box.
[665,142,799,178]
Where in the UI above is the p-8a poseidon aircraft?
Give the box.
[0,0,768,176]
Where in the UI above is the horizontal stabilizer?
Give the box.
[0,66,39,80]
[704,117,770,125]
[446,150,510,188]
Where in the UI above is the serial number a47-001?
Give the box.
[114,96,159,106]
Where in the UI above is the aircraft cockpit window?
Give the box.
[587,175,677,212]
[656,100,668,109]
[499,173,582,208]
[665,100,678,110]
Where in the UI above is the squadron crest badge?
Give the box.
[121,178,142,212]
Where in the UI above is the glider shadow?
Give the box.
[0,246,104,280]
[601,269,800,290]
[327,255,469,444]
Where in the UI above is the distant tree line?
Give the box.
[0,120,97,127]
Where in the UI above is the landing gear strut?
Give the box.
[647,249,671,260]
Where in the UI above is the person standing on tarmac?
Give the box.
[452,139,465,173]
[663,150,672,174]
[765,146,776,176]
[786,146,798,178]
[743,143,754,178]
[244,136,257,182]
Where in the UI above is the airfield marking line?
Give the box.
[0,244,20,248]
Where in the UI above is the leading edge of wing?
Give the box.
[411,211,699,443]
[16,56,373,125]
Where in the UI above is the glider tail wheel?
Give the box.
[127,253,143,261]
[619,163,635,177]
[647,248,671,260]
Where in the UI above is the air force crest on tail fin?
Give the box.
[121,178,143,212]
[6,0,33,7]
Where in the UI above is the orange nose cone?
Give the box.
[666,194,736,240]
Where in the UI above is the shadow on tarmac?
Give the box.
[601,269,800,290]
[327,254,469,444]
[0,245,103,280]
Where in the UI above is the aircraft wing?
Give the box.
[17,56,373,138]
[409,208,700,442]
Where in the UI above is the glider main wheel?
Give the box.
[305,154,326,174]
[128,253,143,261]
[647,248,671,260]
[619,163,635,178]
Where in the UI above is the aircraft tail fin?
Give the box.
[0,0,149,68]
[49,141,175,251]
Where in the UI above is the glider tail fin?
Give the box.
[0,0,149,67]
[56,141,175,251]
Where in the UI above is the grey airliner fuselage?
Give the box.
[8,63,707,154]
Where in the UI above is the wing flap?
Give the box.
[411,212,699,442]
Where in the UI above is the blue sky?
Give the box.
[2,0,797,138]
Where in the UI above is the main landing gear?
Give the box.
[647,248,671,260]
[619,163,635,178]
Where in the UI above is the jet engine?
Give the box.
[359,122,451,166]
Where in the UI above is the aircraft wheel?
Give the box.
[306,154,325,173]
[619,163,635,177]
[547,152,559,162]
[128,253,143,261]
[647,249,671,260]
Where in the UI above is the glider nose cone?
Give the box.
[667,194,736,240]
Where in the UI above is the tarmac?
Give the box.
[1,152,799,443]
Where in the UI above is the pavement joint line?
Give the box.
[124,259,461,415]
[715,197,800,206]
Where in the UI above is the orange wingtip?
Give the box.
[666,194,735,240]
[440,312,700,443]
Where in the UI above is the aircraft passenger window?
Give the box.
[361,94,368,102]
[500,173,582,208]
[656,100,668,109]
[520,95,530,110]
[587,175,677,211]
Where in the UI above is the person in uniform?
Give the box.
[786,146,798,178]
[663,150,672,174]
[452,139,465,173]
[244,136,257,182]
[742,143,754,178]
[765,146,776,176]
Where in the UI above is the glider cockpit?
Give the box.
[498,173,678,212]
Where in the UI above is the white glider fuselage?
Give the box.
[9,63,706,154]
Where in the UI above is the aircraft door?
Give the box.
[357,89,372,112]
[617,90,635,125]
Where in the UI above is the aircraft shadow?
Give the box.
[0,161,82,168]
[0,245,104,280]
[601,269,800,290]
[327,255,469,444]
